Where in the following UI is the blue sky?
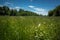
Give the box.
[0,0,60,15]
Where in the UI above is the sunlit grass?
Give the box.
[0,16,60,40]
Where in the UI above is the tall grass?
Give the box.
[0,16,60,40]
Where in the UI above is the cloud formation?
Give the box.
[4,2,13,6]
[29,5,35,8]
[15,7,20,9]
[15,7,20,11]
[10,6,20,11]
[5,2,11,5]
[28,5,48,15]
[3,2,20,11]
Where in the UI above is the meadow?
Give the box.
[0,16,60,40]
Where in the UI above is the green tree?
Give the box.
[48,10,53,16]
[3,6,10,15]
[0,6,4,15]
[0,6,39,16]
[10,9,17,16]
[0,6,10,16]
[18,9,39,16]
[48,5,60,16]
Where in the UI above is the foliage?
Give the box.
[0,6,39,16]
[48,5,60,16]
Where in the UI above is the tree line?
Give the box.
[48,5,60,16]
[0,6,39,16]
[0,5,60,16]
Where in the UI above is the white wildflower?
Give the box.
[38,23,41,27]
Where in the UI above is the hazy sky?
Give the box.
[0,0,60,15]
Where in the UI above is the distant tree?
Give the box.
[55,5,60,16]
[48,5,60,16]
[0,6,4,15]
[0,6,39,16]
[16,9,24,16]
[48,10,53,16]
[3,6,10,15]
[18,9,39,16]
[10,9,17,16]
[0,6,10,16]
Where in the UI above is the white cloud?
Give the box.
[14,7,20,11]
[0,2,13,7]
[10,6,20,11]
[28,5,35,8]
[28,5,48,15]
[15,7,20,9]
[5,2,12,5]
[9,7,12,9]
[34,8,45,12]
[0,2,20,11]
[4,2,13,6]
[34,11,48,15]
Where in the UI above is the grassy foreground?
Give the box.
[0,16,60,40]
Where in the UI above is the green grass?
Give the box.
[0,16,60,40]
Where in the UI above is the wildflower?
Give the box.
[38,23,41,27]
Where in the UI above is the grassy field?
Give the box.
[0,16,60,40]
